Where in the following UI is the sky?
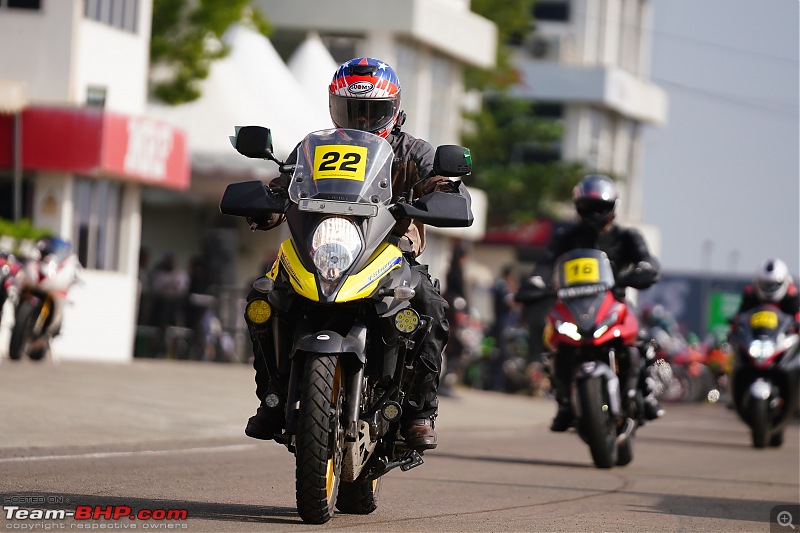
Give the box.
[640,0,800,279]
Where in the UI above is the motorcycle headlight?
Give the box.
[311,217,362,282]
[555,320,581,341]
[748,339,776,360]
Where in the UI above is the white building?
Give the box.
[0,0,189,362]
[509,0,667,233]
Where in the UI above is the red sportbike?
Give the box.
[545,249,647,468]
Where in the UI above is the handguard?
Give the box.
[391,182,473,228]
[219,181,290,218]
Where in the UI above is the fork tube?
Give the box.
[345,361,365,441]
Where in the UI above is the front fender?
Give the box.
[293,324,367,364]
[748,378,771,400]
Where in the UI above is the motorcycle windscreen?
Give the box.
[747,306,794,337]
[288,129,394,205]
[551,249,616,334]
[552,248,615,294]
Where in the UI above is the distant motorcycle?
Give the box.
[9,239,80,361]
[0,252,23,324]
[544,249,651,468]
[728,304,800,448]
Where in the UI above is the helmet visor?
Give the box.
[329,94,399,133]
[757,279,784,299]
[576,199,615,219]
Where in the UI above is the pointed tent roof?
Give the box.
[147,23,330,173]
[287,32,339,126]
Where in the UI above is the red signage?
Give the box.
[0,106,189,190]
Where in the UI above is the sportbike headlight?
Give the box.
[555,320,581,341]
[311,217,362,282]
[748,339,776,360]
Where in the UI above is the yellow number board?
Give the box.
[750,310,778,330]
[313,145,368,181]
[563,258,600,286]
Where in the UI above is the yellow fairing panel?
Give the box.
[277,239,319,301]
[336,243,402,303]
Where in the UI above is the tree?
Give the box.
[149,0,271,105]
[463,0,589,226]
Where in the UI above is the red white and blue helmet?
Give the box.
[328,57,402,138]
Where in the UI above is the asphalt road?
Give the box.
[0,359,798,532]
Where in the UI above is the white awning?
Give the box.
[287,31,339,126]
[147,23,331,167]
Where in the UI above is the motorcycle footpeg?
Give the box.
[363,450,425,480]
[399,450,424,472]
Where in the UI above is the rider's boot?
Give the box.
[401,352,440,450]
[400,415,437,450]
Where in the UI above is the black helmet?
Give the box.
[573,174,618,230]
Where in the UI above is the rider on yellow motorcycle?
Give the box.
[243,57,462,450]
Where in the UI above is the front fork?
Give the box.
[572,358,623,420]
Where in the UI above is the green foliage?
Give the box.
[0,218,51,253]
[466,0,534,91]
[464,0,592,225]
[150,0,272,105]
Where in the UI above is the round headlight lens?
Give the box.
[311,217,362,282]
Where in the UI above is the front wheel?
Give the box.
[9,301,38,361]
[748,397,770,449]
[295,355,344,524]
[577,377,618,469]
[336,477,381,514]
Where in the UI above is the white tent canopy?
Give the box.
[147,23,331,172]
[287,31,340,127]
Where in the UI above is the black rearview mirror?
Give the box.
[433,145,472,178]
[234,126,274,159]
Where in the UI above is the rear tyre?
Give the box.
[295,356,343,524]
[336,477,381,514]
[578,377,617,469]
[748,398,770,449]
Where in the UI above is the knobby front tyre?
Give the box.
[295,355,343,524]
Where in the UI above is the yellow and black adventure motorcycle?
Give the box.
[220,126,473,524]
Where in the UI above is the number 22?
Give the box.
[318,152,361,172]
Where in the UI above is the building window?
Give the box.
[510,102,564,164]
[86,86,107,108]
[3,0,41,9]
[84,0,138,33]
[533,1,570,22]
[73,178,122,271]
